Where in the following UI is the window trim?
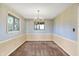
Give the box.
[7,13,20,33]
[34,21,45,30]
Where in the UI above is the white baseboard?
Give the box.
[0,34,26,56]
[52,34,77,56]
[0,33,77,56]
[26,34,53,41]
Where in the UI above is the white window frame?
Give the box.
[34,21,45,30]
[7,14,20,33]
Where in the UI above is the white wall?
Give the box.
[0,4,26,56]
[52,4,78,56]
[52,4,77,41]
[26,19,53,35]
[0,4,26,40]
[77,6,79,55]
[25,19,53,41]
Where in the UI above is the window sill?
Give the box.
[7,31,20,34]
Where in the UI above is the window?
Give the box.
[34,21,45,30]
[7,14,20,32]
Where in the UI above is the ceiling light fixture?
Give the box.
[37,10,40,20]
[34,9,40,21]
[34,9,44,22]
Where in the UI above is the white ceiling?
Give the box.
[5,3,72,20]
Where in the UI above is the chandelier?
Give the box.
[37,10,40,20]
[34,10,44,21]
[34,10,40,20]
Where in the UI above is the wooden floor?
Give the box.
[10,41,69,56]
